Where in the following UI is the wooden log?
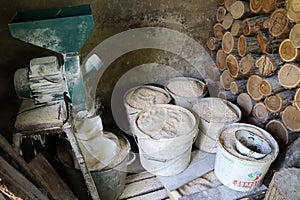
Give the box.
[230,79,247,95]
[247,74,264,101]
[290,23,300,49]
[0,156,48,200]
[216,49,228,71]
[242,15,269,36]
[224,0,237,11]
[222,13,234,30]
[238,35,259,57]
[217,6,227,22]
[218,90,238,102]
[287,0,300,22]
[265,90,295,113]
[255,54,282,76]
[231,20,243,36]
[28,153,77,200]
[217,0,225,6]
[230,1,251,19]
[250,0,263,14]
[264,168,300,200]
[252,102,277,123]
[279,38,300,62]
[237,92,255,117]
[257,31,281,53]
[278,63,300,89]
[220,69,235,90]
[259,76,284,96]
[269,8,292,38]
[244,116,266,128]
[213,23,225,40]
[282,106,300,131]
[262,0,285,14]
[206,37,221,51]
[239,53,259,75]
[263,18,270,29]
[222,31,238,54]
[265,120,289,149]
[226,54,240,78]
[294,88,300,111]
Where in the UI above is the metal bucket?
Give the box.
[165,77,207,110]
[192,97,241,153]
[123,85,171,135]
[133,104,198,176]
[57,134,132,200]
[214,123,279,192]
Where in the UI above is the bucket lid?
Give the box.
[165,77,207,98]
[135,104,198,140]
[124,85,171,110]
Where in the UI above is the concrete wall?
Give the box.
[0,0,216,139]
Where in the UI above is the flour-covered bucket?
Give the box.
[165,77,207,109]
[123,85,171,135]
[192,97,241,153]
[214,123,279,192]
[133,104,198,176]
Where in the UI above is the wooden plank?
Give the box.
[157,151,216,191]
[0,156,48,200]
[28,153,77,200]
[119,177,164,199]
[127,189,169,200]
[125,171,155,184]
[179,184,267,200]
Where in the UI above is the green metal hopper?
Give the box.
[8,4,94,112]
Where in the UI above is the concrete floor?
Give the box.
[0,0,217,139]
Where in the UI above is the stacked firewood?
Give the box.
[207,0,300,149]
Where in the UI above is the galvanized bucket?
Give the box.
[57,134,133,200]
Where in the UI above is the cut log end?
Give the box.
[262,0,279,13]
[247,75,264,101]
[222,31,235,54]
[220,69,235,90]
[265,120,288,149]
[230,1,250,19]
[226,54,239,78]
[289,23,300,48]
[259,80,272,96]
[287,0,300,22]
[217,6,227,22]
[214,23,225,40]
[238,34,247,57]
[255,55,276,76]
[206,37,221,51]
[239,53,255,74]
[252,102,271,123]
[257,31,268,53]
[269,8,290,38]
[222,13,234,30]
[279,39,300,62]
[216,49,228,71]
[231,20,243,36]
[237,93,254,117]
[265,94,283,113]
[250,0,262,14]
[282,106,300,131]
[278,63,300,89]
[294,88,300,111]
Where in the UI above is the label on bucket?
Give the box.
[232,171,262,188]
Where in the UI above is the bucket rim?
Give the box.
[57,134,131,172]
[192,97,242,123]
[123,85,172,110]
[217,123,279,164]
[164,76,208,98]
[134,104,199,140]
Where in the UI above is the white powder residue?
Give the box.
[126,86,170,110]
[166,78,205,97]
[192,98,240,123]
[137,105,196,139]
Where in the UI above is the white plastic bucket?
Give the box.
[123,85,171,135]
[165,77,207,109]
[192,97,241,153]
[133,104,199,176]
[215,123,279,192]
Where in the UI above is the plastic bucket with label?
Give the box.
[214,123,279,192]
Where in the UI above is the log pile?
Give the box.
[208,0,300,149]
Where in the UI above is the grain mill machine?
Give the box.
[9,5,102,199]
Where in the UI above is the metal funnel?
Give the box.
[8,4,94,54]
[8,5,95,113]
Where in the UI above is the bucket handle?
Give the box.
[127,151,136,165]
